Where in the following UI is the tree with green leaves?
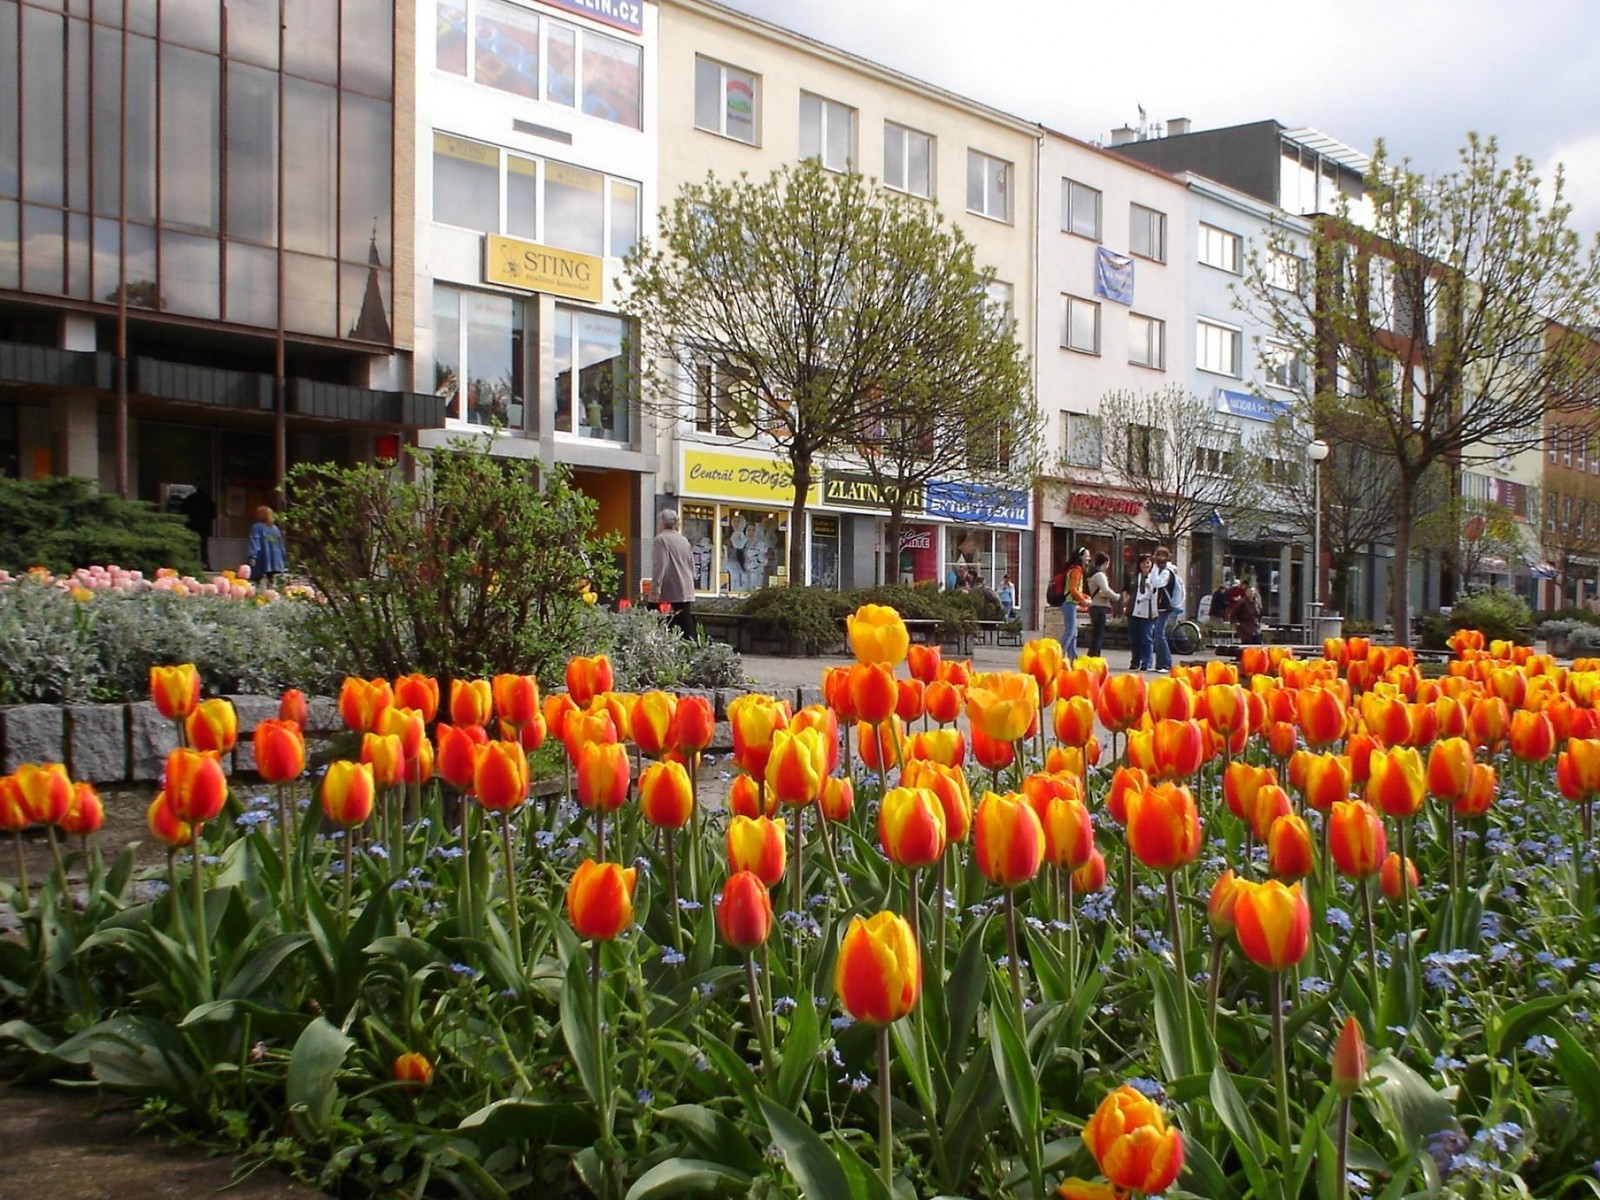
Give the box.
[1243,133,1600,643]
[286,435,616,682]
[622,160,1038,585]
[1091,384,1266,549]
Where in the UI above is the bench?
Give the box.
[975,620,1023,648]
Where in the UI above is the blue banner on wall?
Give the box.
[1217,388,1290,422]
[1094,247,1135,306]
[926,480,1031,528]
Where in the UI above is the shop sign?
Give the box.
[540,0,644,35]
[681,447,820,505]
[926,480,1030,528]
[1216,388,1290,423]
[823,470,924,512]
[899,527,933,550]
[483,234,603,303]
[1068,491,1142,518]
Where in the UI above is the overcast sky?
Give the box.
[719,0,1600,241]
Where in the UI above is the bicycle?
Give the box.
[1166,617,1204,656]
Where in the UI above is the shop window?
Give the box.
[946,527,1018,592]
[433,285,528,428]
[681,503,717,591]
[554,307,632,442]
[723,508,785,592]
[810,515,839,590]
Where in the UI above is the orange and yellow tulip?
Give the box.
[492,674,541,730]
[564,655,614,708]
[671,694,715,756]
[1267,813,1314,880]
[1296,686,1346,747]
[835,910,921,1024]
[1456,762,1497,818]
[902,760,972,843]
[163,749,227,824]
[879,786,948,869]
[1081,1084,1185,1196]
[562,708,619,767]
[1152,719,1205,780]
[1366,746,1425,818]
[906,727,965,768]
[566,859,636,940]
[895,677,926,724]
[1302,753,1351,813]
[728,693,790,778]
[848,604,910,667]
[924,679,963,725]
[966,672,1039,744]
[185,698,238,754]
[1509,709,1555,763]
[145,790,193,847]
[1053,695,1096,747]
[1208,868,1244,936]
[321,760,375,828]
[1071,847,1108,894]
[973,790,1046,887]
[849,662,899,725]
[727,773,775,819]
[1328,799,1386,878]
[1379,852,1419,903]
[1125,782,1201,873]
[1105,766,1149,826]
[1040,791,1094,871]
[449,679,493,728]
[766,726,828,807]
[360,732,407,790]
[13,762,71,826]
[338,676,392,733]
[1233,879,1311,970]
[1098,673,1146,732]
[379,705,427,760]
[1425,737,1473,803]
[1467,696,1510,751]
[60,781,104,836]
[726,815,786,885]
[475,740,529,811]
[435,722,487,792]
[906,643,942,684]
[820,775,855,822]
[1557,737,1600,800]
[576,741,629,812]
[857,717,904,771]
[717,870,774,951]
[150,663,200,721]
[1020,638,1064,703]
[1146,676,1195,723]
[639,759,693,829]
[393,673,439,722]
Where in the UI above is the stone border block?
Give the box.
[2,705,66,772]
[66,704,128,783]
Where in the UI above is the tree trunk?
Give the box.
[790,456,812,587]
[1391,477,1415,647]
[884,504,906,589]
[1331,551,1355,615]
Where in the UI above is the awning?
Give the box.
[1526,558,1558,579]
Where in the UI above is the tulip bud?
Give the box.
[150,663,201,721]
[879,786,947,869]
[726,815,786,886]
[475,740,530,812]
[146,790,194,848]
[1379,852,1419,903]
[1332,1015,1367,1100]
[254,719,307,784]
[278,687,310,731]
[163,749,227,824]
[60,781,104,836]
[185,698,239,754]
[716,870,773,951]
[321,760,375,828]
[392,673,440,722]
[639,759,694,830]
[393,1051,434,1089]
[566,858,636,940]
[834,910,920,1025]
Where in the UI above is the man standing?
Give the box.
[653,508,696,640]
[1150,546,1184,670]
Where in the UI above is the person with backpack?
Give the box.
[1050,547,1089,661]
[1150,546,1184,670]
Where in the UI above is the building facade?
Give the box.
[413,0,658,593]
[1035,129,1188,616]
[653,0,1039,602]
[1,0,435,569]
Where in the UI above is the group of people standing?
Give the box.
[1051,545,1186,671]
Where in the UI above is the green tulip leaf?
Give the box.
[624,1158,752,1200]
[286,1016,353,1138]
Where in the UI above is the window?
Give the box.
[694,361,756,437]
[1063,294,1100,354]
[799,93,855,171]
[553,307,632,441]
[1193,445,1235,476]
[985,280,1014,332]
[1265,341,1305,390]
[1267,248,1305,292]
[438,2,641,128]
[1127,423,1163,476]
[1063,179,1100,239]
[1199,223,1242,273]
[967,150,1012,222]
[431,133,638,255]
[1128,313,1164,369]
[433,285,528,429]
[695,56,758,144]
[1197,318,1241,376]
[433,133,500,232]
[1129,204,1166,261]
[884,122,933,198]
[1064,412,1102,469]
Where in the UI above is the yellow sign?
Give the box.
[483,234,603,303]
[681,448,820,506]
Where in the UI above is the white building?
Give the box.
[413,0,660,592]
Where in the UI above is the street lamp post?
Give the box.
[1307,439,1331,635]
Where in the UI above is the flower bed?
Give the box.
[2,620,1599,1197]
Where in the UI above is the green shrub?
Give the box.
[0,475,201,575]
[0,579,325,704]
[585,606,747,691]
[1421,587,1532,649]
[729,586,849,654]
[287,436,617,683]
[1535,605,1600,627]
[841,583,994,629]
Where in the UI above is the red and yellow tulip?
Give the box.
[835,910,921,1025]
[566,859,636,940]
[1233,878,1311,970]
[1081,1084,1185,1196]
